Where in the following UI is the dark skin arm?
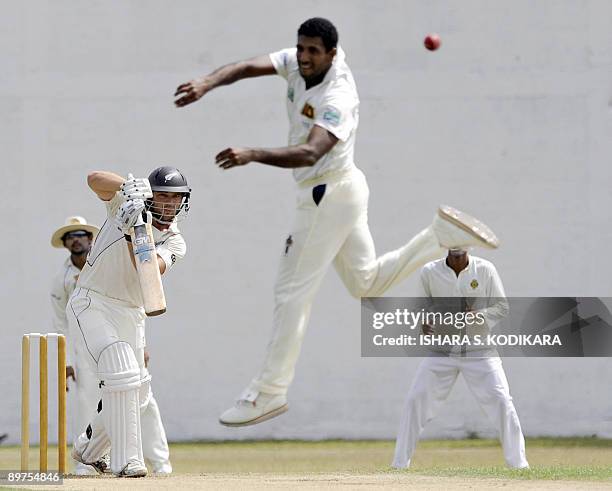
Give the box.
[215,125,339,170]
[174,55,276,107]
[65,366,76,391]
[175,53,339,169]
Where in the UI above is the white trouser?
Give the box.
[67,287,171,470]
[392,356,529,469]
[140,375,171,472]
[67,287,147,365]
[70,354,99,439]
[67,342,100,474]
[250,168,444,395]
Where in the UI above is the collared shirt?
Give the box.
[419,256,509,354]
[76,191,186,308]
[269,46,359,184]
[419,256,507,300]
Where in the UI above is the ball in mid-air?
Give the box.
[424,33,441,51]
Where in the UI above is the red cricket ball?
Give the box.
[424,33,441,51]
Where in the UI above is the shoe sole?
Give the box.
[120,470,147,478]
[438,205,500,249]
[116,464,148,478]
[219,403,289,427]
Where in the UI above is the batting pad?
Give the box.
[98,342,143,473]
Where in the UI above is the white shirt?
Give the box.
[77,192,186,308]
[419,256,510,343]
[51,257,81,363]
[269,46,359,184]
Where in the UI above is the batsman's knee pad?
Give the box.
[97,342,141,392]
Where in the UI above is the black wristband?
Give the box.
[124,234,132,243]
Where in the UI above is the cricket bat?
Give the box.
[130,210,167,316]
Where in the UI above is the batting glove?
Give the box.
[115,198,145,234]
[120,175,152,201]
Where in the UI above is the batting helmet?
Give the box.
[146,166,191,224]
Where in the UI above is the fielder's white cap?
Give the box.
[51,216,100,248]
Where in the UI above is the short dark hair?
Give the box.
[298,18,338,52]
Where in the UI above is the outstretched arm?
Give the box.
[174,55,276,107]
[215,125,339,170]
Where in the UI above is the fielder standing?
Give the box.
[392,249,529,469]
[51,216,100,475]
[175,17,500,427]
[69,167,189,477]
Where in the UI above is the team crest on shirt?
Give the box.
[287,87,294,102]
[470,279,479,289]
[301,103,314,119]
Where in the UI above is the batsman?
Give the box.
[68,166,190,477]
[176,17,500,427]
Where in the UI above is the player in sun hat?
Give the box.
[51,216,99,248]
[51,216,100,474]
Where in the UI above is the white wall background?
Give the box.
[1,0,611,444]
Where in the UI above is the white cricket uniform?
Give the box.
[67,191,184,472]
[51,257,81,365]
[247,47,445,396]
[51,258,99,474]
[392,256,529,469]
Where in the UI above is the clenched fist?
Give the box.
[115,199,145,234]
[120,176,152,201]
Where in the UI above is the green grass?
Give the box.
[399,465,612,481]
[1,438,611,481]
[172,436,612,448]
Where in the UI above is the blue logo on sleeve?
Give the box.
[323,109,340,125]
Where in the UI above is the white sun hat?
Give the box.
[51,216,100,248]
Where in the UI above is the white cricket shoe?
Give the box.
[71,445,110,475]
[73,462,99,476]
[71,442,110,475]
[433,205,500,249]
[219,390,288,427]
[116,460,147,478]
[151,462,173,475]
[97,454,112,474]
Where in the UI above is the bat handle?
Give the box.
[136,211,153,227]
[134,214,145,227]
